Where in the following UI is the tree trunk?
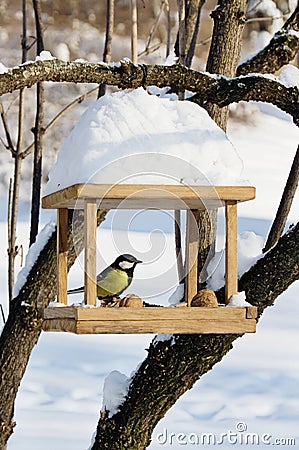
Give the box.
[206,0,246,130]
[92,222,299,449]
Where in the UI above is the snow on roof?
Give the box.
[45,88,246,195]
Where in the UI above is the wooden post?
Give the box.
[225,201,238,304]
[185,209,199,306]
[84,200,97,306]
[57,208,68,305]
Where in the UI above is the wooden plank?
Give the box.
[43,307,77,319]
[42,306,257,334]
[73,319,256,334]
[225,201,238,304]
[43,306,257,321]
[42,184,256,210]
[57,208,68,305]
[42,318,76,333]
[185,210,199,305]
[246,306,258,319]
[84,200,97,306]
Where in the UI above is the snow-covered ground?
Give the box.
[1,102,298,449]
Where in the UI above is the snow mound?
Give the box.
[13,221,56,298]
[45,88,246,194]
[207,231,264,291]
[227,291,252,307]
[101,370,130,417]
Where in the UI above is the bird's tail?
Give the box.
[67,286,84,295]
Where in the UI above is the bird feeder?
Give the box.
[42,183,257,334]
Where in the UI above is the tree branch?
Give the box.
[0,60,298,122]
[263,144,299,252]
[238,4,299,75]
[30,0,45,245]
[0,209,107,447]
[92,222,299,449]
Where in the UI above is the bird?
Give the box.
[67,254,142,300]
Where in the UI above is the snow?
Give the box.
[0,62,8,73]
[168,283,184,305]
[278,64,299,88]
[153,334,175,346]
[207,231,264,291]
[13,221,56,298]
[45,88,246,195]
[227,291,252,307]
[35,50,55,61]
[101,370,130,417]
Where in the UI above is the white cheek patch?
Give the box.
[119,261,135,270]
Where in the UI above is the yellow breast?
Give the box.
[97,268,129,298]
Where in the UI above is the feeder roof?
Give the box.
[45,88,247,196]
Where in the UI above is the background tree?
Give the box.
[0,1,298,448]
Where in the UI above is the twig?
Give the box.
[186,0,205,68]
[177,0,186,100]
[130,0,138,64]
[246,14,289,24]
[0,101,16,156]
[141,0,165,58]
[30,0,45,246]
[263,145,299,252]
[138,42,161,58]
[195,36,212,47]
[165,0,171,58]
[98,0,114,98]
[246,0,263,14]
[21,86,98,160]
[8,0,28,303]
[177,0,186,66]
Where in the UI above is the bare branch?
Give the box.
[140,0,165,58]
[238,4,299,75]
[0,101,16,155]
[130,0,138,64]
[30,0,45,245]
[263,144,299,252]
[165,0,171,58]
[98,0,114,98]
[21,86,98,160]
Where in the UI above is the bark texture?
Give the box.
[206,0,246,129]
[92,222,299,450]
[0,61,298,122]
[0,210,106,447]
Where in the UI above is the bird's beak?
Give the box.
[136,259,142,264]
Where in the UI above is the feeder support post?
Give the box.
[225,201,238,304]
[84,200,97,306]
[57,208,68,305]
[185,209,199,306]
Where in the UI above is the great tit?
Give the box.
[67,254,142,299]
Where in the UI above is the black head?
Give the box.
[113,254,142,272]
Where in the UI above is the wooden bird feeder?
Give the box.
[42,183,257,334]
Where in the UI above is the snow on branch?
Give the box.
[0,59,298,123]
